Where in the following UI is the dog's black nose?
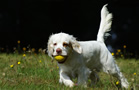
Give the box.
[56,48,62,54]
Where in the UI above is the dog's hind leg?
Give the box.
[89,71,100,86]
[109,64,129,89]
[102,56,129,88]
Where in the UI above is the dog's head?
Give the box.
[47,33,82,62]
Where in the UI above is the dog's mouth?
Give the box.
[52,55,68,64]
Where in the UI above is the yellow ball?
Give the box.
[54,55,65,62]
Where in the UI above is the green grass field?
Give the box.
[0,53,139,90]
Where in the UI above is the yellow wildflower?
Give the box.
[116,52,119,55]
[57,67,59,69]
[111,53,114,56]
[134,73,136,75]
[23,54,26,57]
[116,81,119,85]
[17,40,20,44]
[39,60,42,63]
[123,45,126,49]
[23,47,26,51]
[10,65,14,68]
[117,49,121,53]
[18,61,21,65]
[121,55,124,57]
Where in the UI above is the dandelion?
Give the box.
[18,61,21,65]
[116,81,119,85]
[121,55,124,57]
[23,47,26,51]
[39,60,42,63]
[116,52,119,55]
[123,45,126,49]
[23,54,26,57]
[117,49,121,53]
[134,73,136,75]
[10,65,14,68]
[17,40,20,44]
[111,53,114,56]
[57,67,59,69]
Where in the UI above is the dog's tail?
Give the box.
[97,4,113,42]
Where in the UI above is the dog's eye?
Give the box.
[63,42,69,47]
[53,43,57,46]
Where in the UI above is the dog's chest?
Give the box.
[59,64,78,78]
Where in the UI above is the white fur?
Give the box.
[97,4,113,42]
[47,4,129,88]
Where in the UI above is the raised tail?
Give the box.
[97,4,113,42]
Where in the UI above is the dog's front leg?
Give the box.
[77,67,91,87]
[59,71,74,87]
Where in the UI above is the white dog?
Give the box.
[47,4,129,88]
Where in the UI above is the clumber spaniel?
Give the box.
[47,4,129,88]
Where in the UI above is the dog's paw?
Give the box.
[121,81,129,89]
[64,81,74,87]
[68,82,74,87]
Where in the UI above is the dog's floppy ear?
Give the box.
[70,36,82,54]
[47,35,54,58]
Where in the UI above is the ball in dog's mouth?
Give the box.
[54,55,67,63]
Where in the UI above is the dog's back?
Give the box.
[79,41,109,70]
[78,4,113,70]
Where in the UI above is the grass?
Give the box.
[0,53,139,90]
